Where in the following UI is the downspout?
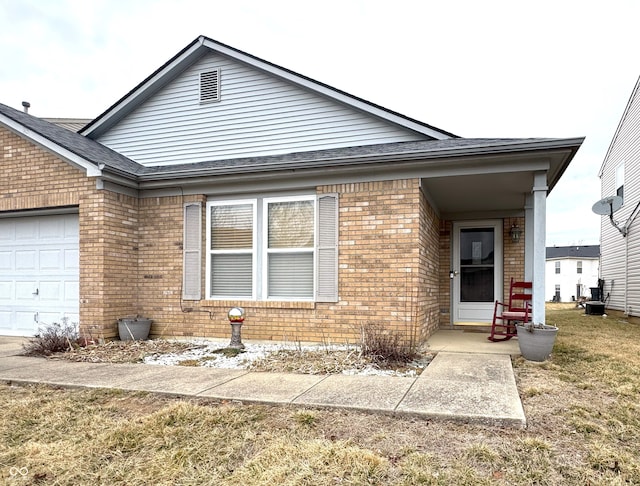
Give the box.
[622,201,640,315]
[625,228,629,314]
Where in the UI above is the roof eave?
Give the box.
[134,137,584,187]
[598,75,640,178]
[80,37,206,138]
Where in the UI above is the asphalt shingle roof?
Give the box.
[546,245,600,259]
[0,102,143,175]
[0,101,573,182]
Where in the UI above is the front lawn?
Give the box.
[1,306,639,485]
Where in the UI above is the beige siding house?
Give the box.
[0,35,583,341]
[598,76,640,315]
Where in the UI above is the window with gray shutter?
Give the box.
[204,194,338,301]
[183,202,202,300]
[266,199,314,299]
[316,194,338,302]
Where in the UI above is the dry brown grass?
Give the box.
[1,306,639,484]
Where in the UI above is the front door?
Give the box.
[452,221,503,324]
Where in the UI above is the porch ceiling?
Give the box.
[421,170,534,219]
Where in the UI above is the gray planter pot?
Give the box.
[516,324,558,362]
[118,318,152,341]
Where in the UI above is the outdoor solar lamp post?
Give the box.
[228,307,245,350]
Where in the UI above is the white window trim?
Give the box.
[262,195,316,301]
[206,199,257,300]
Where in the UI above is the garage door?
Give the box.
[0,213,79,336]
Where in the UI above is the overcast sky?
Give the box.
[1,0,638,246]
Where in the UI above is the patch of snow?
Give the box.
[142,339,428,377]
[143,341,354,370]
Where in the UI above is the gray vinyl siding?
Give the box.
[97,52,426,166]
[599,78,640,314]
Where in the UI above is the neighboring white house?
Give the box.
[546,245,599,302]
[598,75,640,315]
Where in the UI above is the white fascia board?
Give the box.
[598,76,640,178]
[82,35,450,141]
[200,37,452,140]
[0,115,102,177]
[81,41,204,138]
[138,138,575,181]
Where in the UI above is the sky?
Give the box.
[1,0,638,247]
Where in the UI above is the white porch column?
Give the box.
[524,194,534,282]
[532,171,548,324]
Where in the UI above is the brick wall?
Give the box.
[0,128,90,211]
[79,190,140,339]
[502,217,526,300]
[137,179,443,345]
[418,187,441,341]
[1,127,140,340]
[439,220,452,327]
[2,124,526,343]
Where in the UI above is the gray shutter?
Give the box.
[183,202,202,300]
[316,193,338,302]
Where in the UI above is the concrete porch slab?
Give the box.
[427,330,520,355]
[396,352,526,427]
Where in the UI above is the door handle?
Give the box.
[34,312,39,322]
[449,270,459,279]
[33,288,39,296]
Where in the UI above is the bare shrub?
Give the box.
[22,319,79,356]
[359,322,418,364]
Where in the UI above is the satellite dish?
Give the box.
[592,196,623,216]
[592,195,627,236]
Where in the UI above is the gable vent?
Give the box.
[200,69,221,103]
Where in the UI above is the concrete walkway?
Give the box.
[0,335,526,428]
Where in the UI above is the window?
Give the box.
[616,163,624,203]
[208,201,256,299]
[265,197,315,299]
[555,261,561,274]
[201,194,338,301]
[577,261,582,274]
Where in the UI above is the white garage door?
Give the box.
[0,213,79,336]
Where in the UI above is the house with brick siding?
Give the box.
[0,35,583,342]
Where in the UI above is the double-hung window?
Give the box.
[201,194,337,301]
[265,196,315,299]
[208,200,256,299]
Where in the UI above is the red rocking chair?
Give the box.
[488,278,532,342]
